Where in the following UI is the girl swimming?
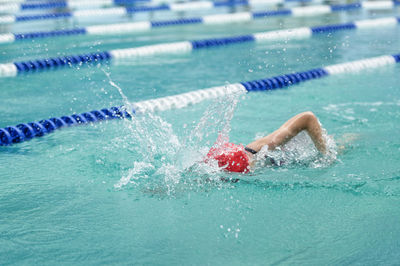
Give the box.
[206,111,327,173]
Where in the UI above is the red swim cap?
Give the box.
[206,143,250,173]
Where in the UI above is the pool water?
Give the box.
[1,7,400,265]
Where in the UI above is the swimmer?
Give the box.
[206,111,327,173]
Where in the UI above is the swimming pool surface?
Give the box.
[1,6,400,264]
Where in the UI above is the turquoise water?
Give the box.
[1,8,400,265]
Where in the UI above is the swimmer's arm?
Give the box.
[246,111,327,154]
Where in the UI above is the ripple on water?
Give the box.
[5,226,78,247]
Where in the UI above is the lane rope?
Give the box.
[1,53,399,146]
[1,3,399,43]
[0,0,151,14]
[0,0,398,24]
[0,0,321,13]
[0,16,399,78]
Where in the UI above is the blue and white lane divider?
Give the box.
[0,0,145,2]
[0,0,151,14]
[0,0,285,20]
[0,16,399,77]
[0,0,399,24]
[0,0,250,23]
[0,0,322,14]
[0,0,315,3]
[3,6,400,44]
[1,53,399,146]
[0,0,314,13]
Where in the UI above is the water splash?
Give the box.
[185,89,242,147]
[103,70,244,193]
[102,77,400,197]
[177,88,244,172]
[114,161,154,188]
[102,73,344,195]
[253,128,337,170]
[102,69,135,118]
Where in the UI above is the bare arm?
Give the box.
[246,111,327,154]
